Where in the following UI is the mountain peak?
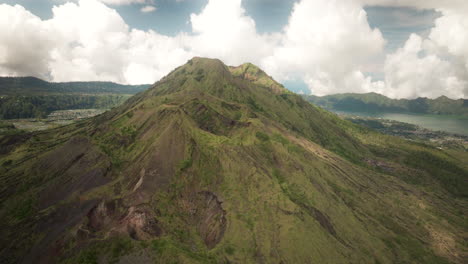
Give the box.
[187,57,228,72]
[435,95,450,100]
[151,57,289,98]
[190,56,224,65]
[229,62,289,94]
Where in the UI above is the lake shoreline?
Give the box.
[331,110,468,136]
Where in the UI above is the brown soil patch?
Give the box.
[425,225,460,262]
[180,191,227,248]
[85,200,162,241]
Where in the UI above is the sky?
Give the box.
[0,0,467,99]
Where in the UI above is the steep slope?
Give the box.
[304,92,468,116]
[0,58,467,264]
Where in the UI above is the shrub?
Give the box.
[255,131,269,142]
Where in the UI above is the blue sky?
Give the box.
[0,0,466,98]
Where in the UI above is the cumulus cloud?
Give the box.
[428,9,468,70]
[95,0,146,5]
[261,0,386,95]
[377,2,468,98]
[0,4,54,79]
[140,5,156,13]
[189,0,278,65]
[383,34,466,98]
[0,0,191,84]
[360,0,468,12]
[47,0,131,83]
[124,29,192,84]
[55,0,151,6]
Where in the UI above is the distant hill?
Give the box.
[0,77,151,119]
[0,76,150,95]
[303,92,468,116]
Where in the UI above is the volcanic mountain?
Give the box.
[0,58,467,264]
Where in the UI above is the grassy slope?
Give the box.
[0,58,467,264]
[304,92,468,116]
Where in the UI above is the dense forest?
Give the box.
[0,77,151,119]
[303,92,468,116]
[0,77,150,95]
[0,95,131,119]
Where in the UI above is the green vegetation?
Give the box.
[75,249,98,264]
[109,237,134,263]
[0,94,130,119]
[0,76,150,119]
[255,131,269,141]
[0,76,150,96]
[62,237,134,264]
[0,120,21,136]
[0,58,466,264]
[229,62,290,94]
[10,196,34,221]
[404,150,467,197]
[178,158,193,171]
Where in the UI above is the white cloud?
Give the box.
[140,5,156,13]
[188,0,278,66]
[261,0,386,96]
[95,0,146,5]
[54,0,150,6]
[383,34,466,98]
[0,4,54,79]
[0,0,192,84]
[376,3,468,99]
[360,0,468,12]
[124,29,192,84]
[428,9,468,69]
[47,0,131,83]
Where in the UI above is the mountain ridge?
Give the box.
[0,57,466,264]
[303,92,468,116]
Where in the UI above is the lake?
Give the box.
[333,110,468,136]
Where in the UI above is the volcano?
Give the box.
[1,57,466,264]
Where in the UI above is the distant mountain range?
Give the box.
[0,76,150,96]
[303,92,468,116]
[0,77,151,119]
[3,77,466,120]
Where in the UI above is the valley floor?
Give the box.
[0,109,106,132]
